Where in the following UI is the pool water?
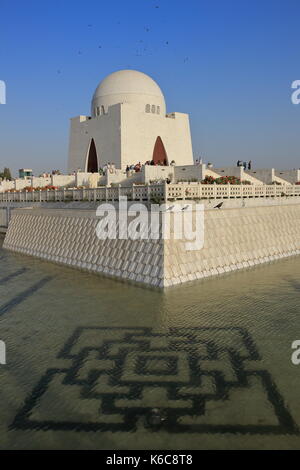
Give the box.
[0,237,300,449]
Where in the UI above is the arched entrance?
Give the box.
[86,138,98,173]
[152,136,168,165]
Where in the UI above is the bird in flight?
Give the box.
[214,202,223,209]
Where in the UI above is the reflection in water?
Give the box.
[0,238,300,449]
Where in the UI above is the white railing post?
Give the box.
[164,180,168,203]
[147,183,151,202]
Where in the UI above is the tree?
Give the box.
[2,167,12,180]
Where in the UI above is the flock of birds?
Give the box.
[56,4,190,75]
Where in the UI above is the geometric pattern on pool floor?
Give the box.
[11,326,299,434]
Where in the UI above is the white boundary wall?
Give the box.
[3,200,300,288]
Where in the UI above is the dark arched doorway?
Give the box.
[86,138,98,172]
[152,136,168,165]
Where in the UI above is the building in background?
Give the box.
[18,169,33,179]
[67,69,194,172]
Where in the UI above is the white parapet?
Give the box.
[275,169,300,184]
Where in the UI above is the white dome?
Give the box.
[91,69,166,116]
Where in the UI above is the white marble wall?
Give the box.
[164,203,300,286]
[3,208,164,288]
[3,202,300,288]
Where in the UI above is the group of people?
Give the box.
[126,162,142,173]
[101,162,116,175]
[125,159,174,174]
[237,160,252,170]
[144,159,169,166]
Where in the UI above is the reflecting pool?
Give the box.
[0,237,300,449]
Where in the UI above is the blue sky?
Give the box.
[0,0,299,175]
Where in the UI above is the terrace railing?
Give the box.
[0,182,300,204]
[166,183,300,200]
